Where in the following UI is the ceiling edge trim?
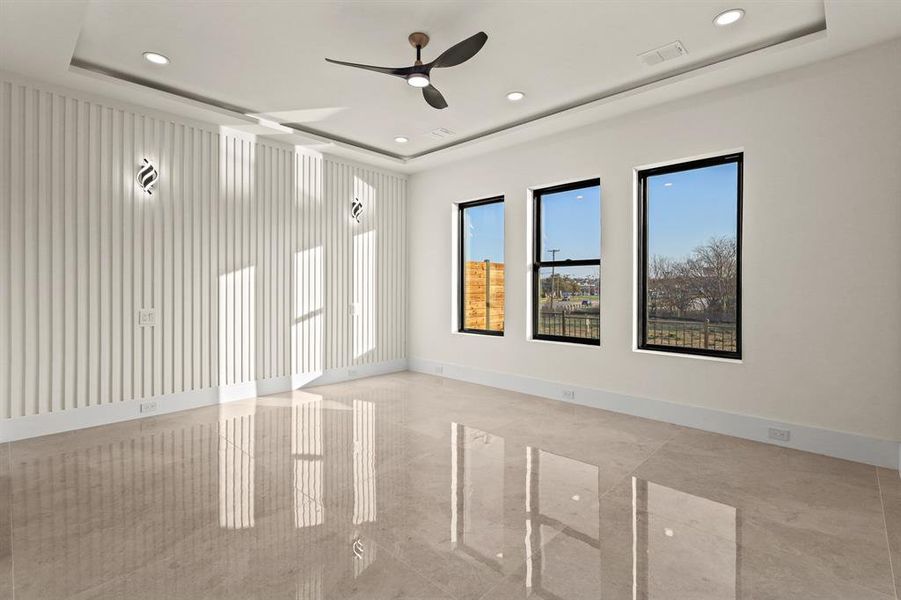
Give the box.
[68,58,407,163]
[405,20,827,160]
[68,18,825,166]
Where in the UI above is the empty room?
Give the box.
[1,1,900,598]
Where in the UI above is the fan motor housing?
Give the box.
[408,32,430,49]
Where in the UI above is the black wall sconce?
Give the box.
[137,158,159,194]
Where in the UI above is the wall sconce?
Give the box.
[351,198,363,223]
[137,158,159,194]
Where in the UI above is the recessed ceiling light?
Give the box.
[143,52,170,65]
[576,195,584,200]
[664,527,675,537]
[664,182,673,187]
[394,136,409,143]
[713,8,744,26]
[506,91,525,102]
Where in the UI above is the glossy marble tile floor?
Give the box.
[1,371,898,600]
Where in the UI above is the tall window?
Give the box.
[532,179,601,345]
[638,154,742,358]
[459,197,505,335]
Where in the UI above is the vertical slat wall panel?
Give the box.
[0,76,407,421]
[0,81,9,419]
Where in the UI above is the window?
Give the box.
[637,153,742,358]
[459,197,505,335]
[532,179,601,345]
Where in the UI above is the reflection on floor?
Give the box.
[0,371,898,599]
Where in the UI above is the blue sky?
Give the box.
[647,162,738,259]
[463,201,505,263]
[464,163,736,269]
[540,185,601,261]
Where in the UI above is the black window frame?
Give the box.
[532,178,602,346]
[637,153,743,359]
[458,196,505,336]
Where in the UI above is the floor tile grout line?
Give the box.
[218,430,249,457]
[365,536,466,600]
[604,433,900,599]
[876,468,899,600]
[596,425,686,503]
[7,373,892,599]
[474,426,686,600]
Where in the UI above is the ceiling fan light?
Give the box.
[406,73,430,88]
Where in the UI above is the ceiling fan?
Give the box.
[325,31,488,110]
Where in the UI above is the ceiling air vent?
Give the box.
[638,41,687,67]
[430,127,455,139]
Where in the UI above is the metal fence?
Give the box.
[646,318,736,352]
[538,312,599,340]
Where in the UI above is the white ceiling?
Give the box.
[2,1,901,173]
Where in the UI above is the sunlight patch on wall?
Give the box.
[218,266,256,385]
[293,247,324,374]
[353,231,375,359]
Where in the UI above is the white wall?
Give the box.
[407,39,901,444]
[0,72,406,424]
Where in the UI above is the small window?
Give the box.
[637,154,742,358]
[532,179,601,345]
[459,197,505,335]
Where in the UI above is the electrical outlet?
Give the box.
[348,369,358,378]
[137,308,157,327]
[435,365,444,375]
[562,390,575,400]
[768,427,791,442]
[140,401,158,414]
[349,302,360,316]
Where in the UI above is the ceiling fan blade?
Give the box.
[431,32,488,69]
[325,58,413,77]
[422,85,448,110]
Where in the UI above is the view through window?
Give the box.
[459,197,505,335]
[638,154,742,358]
[533,179,601,344]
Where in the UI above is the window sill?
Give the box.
[453,330,505,339]
[632,348,742,364]
[528,337,601,349]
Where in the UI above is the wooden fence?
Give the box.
[464,260,505,331]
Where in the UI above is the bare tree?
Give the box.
[649,256,695,316]
[686,236,736,321]
[648,236,736,322]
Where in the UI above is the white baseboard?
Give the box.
[408,357,900,470]
[0,359,408,443]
